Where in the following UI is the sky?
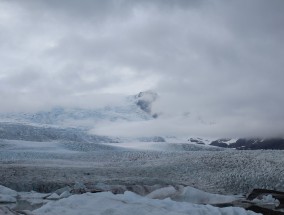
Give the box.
[0,0,284,137]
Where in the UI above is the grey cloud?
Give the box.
[0,0,284,137]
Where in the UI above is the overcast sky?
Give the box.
[1,0,284,137]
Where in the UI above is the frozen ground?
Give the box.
[0,139,284,195]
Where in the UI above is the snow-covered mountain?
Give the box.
[0,91,163,143]
[0,91,283,150]
[171,136,284,150]
[210,138,284,150]
[0,91,158,128]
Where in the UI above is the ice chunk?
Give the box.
[0,207,18,215]
[46,193,60,200]
[0,194,17,203]
[0,185,17,197]
[54,186,72,195]
[73,182,86,190]
[35,191,258,215]
[252,194,280,207]
[146,186,177,199]
[172,186,237,204]
[59,191,71,199]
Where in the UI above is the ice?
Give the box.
[0,207,17,215]
[34,191,259,215]
[252,194,280,207]
[0,185,17,197]
[146,186,177,199]
[146,186,238,204]
[173,186,237,204]
[46,193,60,200]
[0,194,16,203]
[18,191,50,205]
[59,191,71,199]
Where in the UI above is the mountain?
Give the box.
[210,138,284,150]
[0,92,157,128]
[0,91,163,143]
[167,136,284,150]
[135,91,158,118]
[0,91,283,150]
[0,122,113,143]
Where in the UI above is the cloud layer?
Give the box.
[1,0,284,137]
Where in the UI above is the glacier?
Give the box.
[0,92,284,214]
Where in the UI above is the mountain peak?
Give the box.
[135,91,158,117]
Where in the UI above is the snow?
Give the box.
[0,96,153,128]
[35,191,259,215]
[164,136,215,145]
[225,138,238,145]
[0,93,282,214]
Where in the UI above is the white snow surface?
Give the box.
[35,191,258,215]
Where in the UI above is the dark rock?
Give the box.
[246,188,284,215]
[189,138,205,145]
[135,91,158,115]
[210,140,228,148]
[246,205,284,215]
[247,189,284,206]
[229,138,284,150]
[189,138,199,143]
[136,100,151,113]
[210,138,284,150]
